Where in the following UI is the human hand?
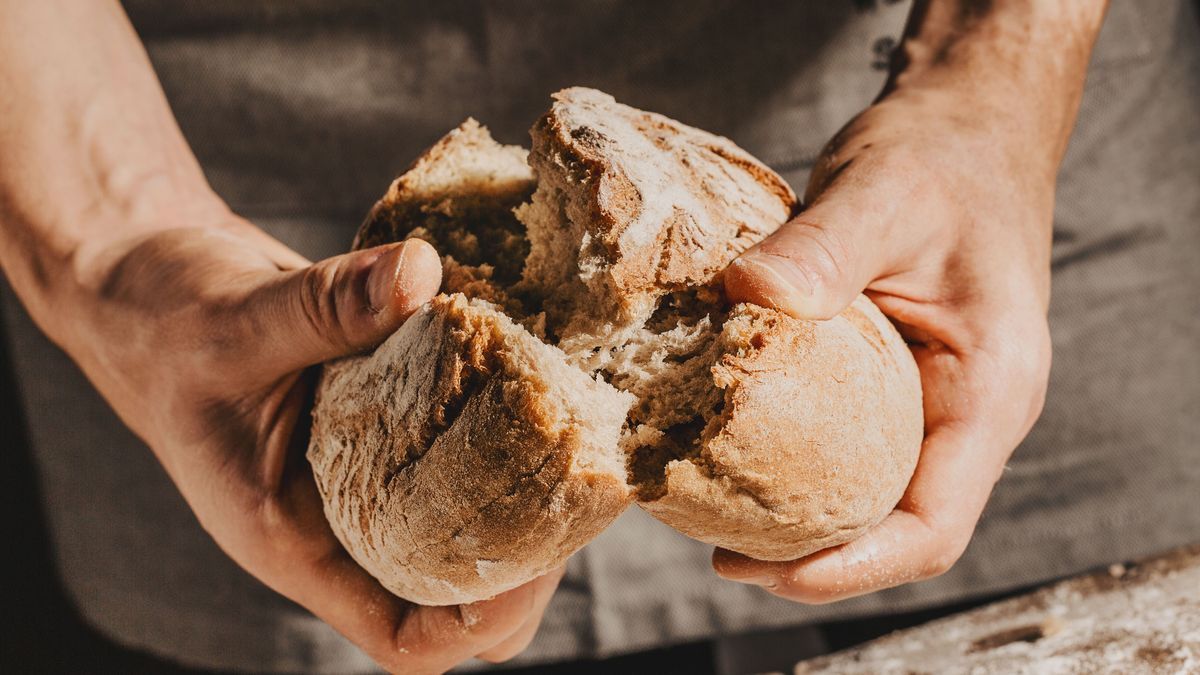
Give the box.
[713,0,1107,603]
[715,62,1067,603]
[0,2,562,670]
[63,218,561,673]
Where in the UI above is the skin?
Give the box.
[0,2,555,673]
[719,0,1109,601]
[0,0,1107,671]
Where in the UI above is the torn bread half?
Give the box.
[308,89,923,606]
[310,294,632,606]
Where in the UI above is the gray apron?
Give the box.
[1,1,1196,672]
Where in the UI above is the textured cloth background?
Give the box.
[0,1,1196,672]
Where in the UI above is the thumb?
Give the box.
[249,238,442,376]
[725,200,889,320]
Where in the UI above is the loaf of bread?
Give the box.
[308,88,923,606]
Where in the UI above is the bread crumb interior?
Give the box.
[411,178,732,501]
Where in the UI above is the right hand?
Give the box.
[714,38,1066,601]
[59,215,560,673]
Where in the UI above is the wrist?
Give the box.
[68,166,231,279]
[1,168,228,345]
[885,0,1108,173]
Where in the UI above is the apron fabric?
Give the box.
[1,1,1196,672]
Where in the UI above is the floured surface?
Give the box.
[795,545,1200,674]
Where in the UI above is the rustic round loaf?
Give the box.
[308,89,922,605]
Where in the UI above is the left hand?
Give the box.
[54,219,562,673]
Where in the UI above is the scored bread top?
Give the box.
[522,88,798,332]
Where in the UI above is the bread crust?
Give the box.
[525,89,921,561]
[640,297,923,561]
[355,118,533,258]
[309,295,631,605]
[523,88,797,334]
[309,89,923,605]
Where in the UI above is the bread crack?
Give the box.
[425,450,561,552]
[309,90,922,600]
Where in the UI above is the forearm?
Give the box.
[0,0,223,339]
[889,0,1109,176]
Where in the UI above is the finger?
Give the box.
[236,507,500,674]
[475,566,566,663]
[713,511,936,602]
[254,504,552,672]
[712,420,992,603]
[222,217,313,271]
[274,545,556,674]
[246,411,559,675]
[725,164,918,320]
[243,238,441,378]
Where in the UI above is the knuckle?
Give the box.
[771,567,847,605]
[923,549,958,578]
[804,228,854,292]
[297,261,349,350]
[983,312,1053,434]
[248,496,310,565]
[805,151,849,199]
[386,614,461,672]
[1025,340,1052,425]
[980,313,1052,391]
[768,221,856,296]
[922,531,971,579]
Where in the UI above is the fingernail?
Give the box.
[732,253,813,316]
[732,574,777,588]
[715,560,773,585]
[366,244,404,313]
[368,239,442,319]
